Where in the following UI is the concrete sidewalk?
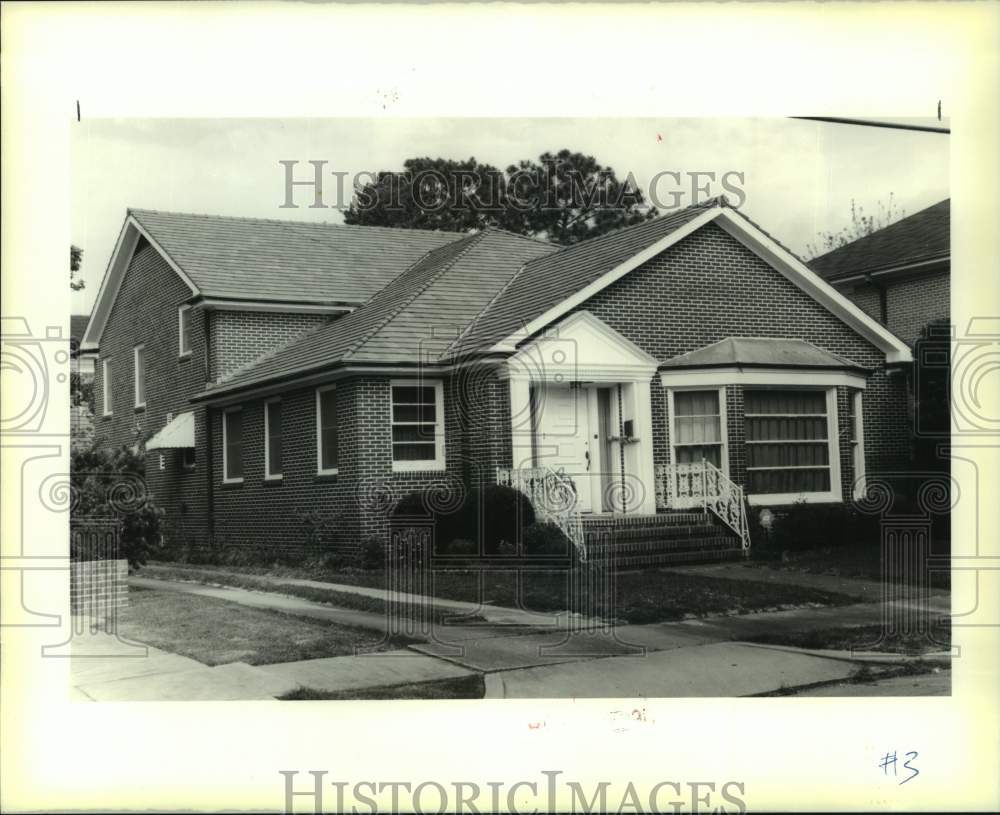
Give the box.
[76,571,951,701]
[140,564,558,627]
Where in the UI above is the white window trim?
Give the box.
[316,385,339,475]
[745,386,843,506]
[101,357,113,416]
[222,407,244,484]
[264,398,283,481]
[178,304,192,358]
[391,378,446,472]
[666,385,730,477]
[851,389,867,501]
[133,344,146,409]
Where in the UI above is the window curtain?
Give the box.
[673,390,722,468]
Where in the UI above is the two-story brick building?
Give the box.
[82,198,914,561]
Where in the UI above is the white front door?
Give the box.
[532,385,594,513]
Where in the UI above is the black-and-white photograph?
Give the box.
[66,117,952,701]
[4,3,998,812]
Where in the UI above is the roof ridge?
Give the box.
[481,225,557,248]
[342,231,488,361]
[127,207,470,238]
[520,196,728,265]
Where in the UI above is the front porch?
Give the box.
[496,461,750,565]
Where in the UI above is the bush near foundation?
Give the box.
[391,484,535,555]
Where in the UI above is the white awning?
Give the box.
[146,412,195,450]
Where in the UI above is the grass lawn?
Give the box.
[753,544,951,589]
[118,587,408,666]
[744,622,951,655]
[278,674,486,700]
[143,561,856,625]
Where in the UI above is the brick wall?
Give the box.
[211,310,331,382]
[565,222,911,494]
[839,270,949,347]
[209,374,491,554]
[885,272,949,346]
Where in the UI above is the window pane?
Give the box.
[675,444,722,467]
[179,308,190,354]
[392,424,436,443]
[392,403,437,423]
[744,390,831,494]
[393,442,436,461]
[392,386,435,405]
[225,412,243,479]
[319,390,338,470]
[102,359,112,414]
[135,347,146,405]
[267,403,282,475]
[674,390,719,417]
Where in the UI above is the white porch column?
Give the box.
[632,378,657,514]
[508,375,534,470]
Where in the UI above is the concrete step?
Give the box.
[581,511,710,529]
[584,524,725,544]
[587,535,740,557]
[598,547,746,568]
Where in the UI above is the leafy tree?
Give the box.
[805,194,906,259]
[499,149,656,245]
[345,150,657,245]
[71,244,85,290]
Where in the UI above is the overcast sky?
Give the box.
[71,117,949,315]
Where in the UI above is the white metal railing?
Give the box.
[496,466,586,561]
[655,460,751,554]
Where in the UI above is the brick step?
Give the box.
[587,535,739,557]
[581,512,711,529]
[597,547,745,568]
[584,524,726,544]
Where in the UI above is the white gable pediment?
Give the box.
[505,310,658,383]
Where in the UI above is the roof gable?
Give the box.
[82,210,468,349]
[462,200,912,364]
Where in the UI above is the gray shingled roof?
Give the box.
[453,200,720,352]
[808,199,950,281]
[198,228,555,396]
[659,337,869,371]
[130,209,467,305]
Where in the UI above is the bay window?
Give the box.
[745,389,838,499]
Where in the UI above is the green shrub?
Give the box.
[523,521,573,557]
[70,441,165,569]
[358,536,385,571]
[443,538,477,556]
[391,483,535,555]
[753,502,882,556]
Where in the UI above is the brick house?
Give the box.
[808,199,950,346]
[81,198,914,560]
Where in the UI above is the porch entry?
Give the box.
[530,382,635,514]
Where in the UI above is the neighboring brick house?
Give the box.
[82,199,914,559]
[70,314,96,382]
[808,199,950,346]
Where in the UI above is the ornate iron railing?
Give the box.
[496,466,586,561]
[655,460,751,554]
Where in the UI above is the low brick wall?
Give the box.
[70,559,129,617]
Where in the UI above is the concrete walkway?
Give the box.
[140,564,558,627]
[71,570,950,701]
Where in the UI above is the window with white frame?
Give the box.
[847,389,866,499]
[745,389,832,495]
[671,390,723,468]
[316,387,338,474]
[265,400,283,479]
[178,304,192,357]
[391,380,444,470]
[182,448,197,470]
[222,409,244,483]
[133,345,146,409]
[101,357,113,416]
